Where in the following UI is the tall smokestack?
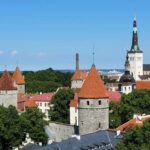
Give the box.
[76,53,79,71]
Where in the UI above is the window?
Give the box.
[40,103,42,106]
[98,100,101,105]
[130,57,134,61]
[45,103,47,107]
[124,87,126,91]
[87,101,89,105]
[99,123,101,128]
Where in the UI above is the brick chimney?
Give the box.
[76,53,79,71]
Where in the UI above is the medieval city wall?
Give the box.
[48,122,75,142]
[0,90,17,108]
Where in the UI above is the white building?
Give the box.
[29,92,54,120]
[70,94,78,125]
[128,17,143,81]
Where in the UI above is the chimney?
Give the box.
[76,53,79,71]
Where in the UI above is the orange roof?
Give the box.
[78,64,108,98]
[136,81,150,89]
[72,70,87,80]
[116,115,150,132]
[12,67,25,85]
[70,93,78,108]
[25,100,37,107]
[0,70,17,90]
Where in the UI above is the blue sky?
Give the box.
[0,0,150,71]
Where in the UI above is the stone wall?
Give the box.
[48,122,75,142]
[0,90,17,108]
[78,98,109,135]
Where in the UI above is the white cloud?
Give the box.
[37,52,47,57]
[11,50,18,56]
[0,50,4,55]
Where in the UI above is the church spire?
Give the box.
[130,17,141,51]
[125,53,130,72]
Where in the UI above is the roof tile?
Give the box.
[136,81,150,89]
[0,70,17,90]
[12,67,25,85]
[78,64,108,98]
[72,70,87,80]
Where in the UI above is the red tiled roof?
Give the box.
[25,100,37,107]
[78,64,108,98]
[29,92,54,102]
[17,93,31,111]
[116,115,150,132]
[109,91,121,103]
[18,93,30,102]
[0,70,17,90]
[136,81,150,89]
[72,70,87,80]
[12,67,25,85]
[70,93,78,108]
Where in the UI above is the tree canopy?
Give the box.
[23,68,73,93]
[0,106,48,149]
[110,89,150,129]
[0,105,24,150]
[49,89,74,124]
[21,107,48,145]
[114,119,150,150]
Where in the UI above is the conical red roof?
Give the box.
[78,64,108,98]
[12,67,25,85]
[0,70,17,90]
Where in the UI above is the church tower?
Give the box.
[78,64,109,135]
[127,17,143,80]
[119,54,136,94]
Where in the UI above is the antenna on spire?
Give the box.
[92,45,95,65]
[134,9,137,20]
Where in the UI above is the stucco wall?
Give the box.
[70,106,78,125]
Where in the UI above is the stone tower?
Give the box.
[128,17,143,80]
[0,70,17,108]
[78,64,109,135]
[12,66,25,93]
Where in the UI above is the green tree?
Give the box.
[0,105,24,150]
[110,89,150,128]
[114,119,150,150]
[49,89,74,123]
[23,68,73,93]
[21,107,48,145]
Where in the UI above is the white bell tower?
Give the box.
[128,17,143,80]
